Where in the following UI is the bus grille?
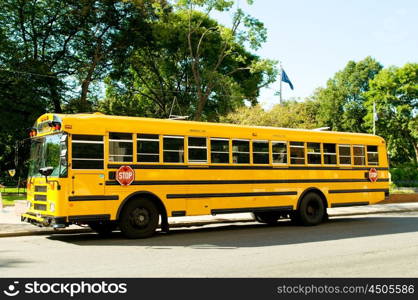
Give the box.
[34,204,47,211]
[34,194,47,201]
[35,186,47,192]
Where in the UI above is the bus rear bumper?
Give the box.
[21,212,68,228]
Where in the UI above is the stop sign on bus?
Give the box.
[116,166,135,186]
[368,167,378,182]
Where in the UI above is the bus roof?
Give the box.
[37,113,386,145]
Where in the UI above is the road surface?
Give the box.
[1,212,418,277]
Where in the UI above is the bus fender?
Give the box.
[116,191,168,230]
[296,187,328,210]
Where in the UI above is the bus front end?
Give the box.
[21,114,69,229]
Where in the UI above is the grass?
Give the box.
[1,193,26,206]
[0,187,26,193]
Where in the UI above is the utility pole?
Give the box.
[373,101,376,135]
[279,62,283,104]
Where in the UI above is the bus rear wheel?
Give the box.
[297,192,325,226]
[119,198,159,239]
[254,212,280,225]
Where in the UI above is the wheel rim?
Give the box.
[306,200,320,219]
[129,207,150,228]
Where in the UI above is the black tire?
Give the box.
[297,192,325,226]
[89,221,118,236]
[119,198,159,239]
[254,212,280,225]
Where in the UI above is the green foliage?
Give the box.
[221,99,320,129]
[390,164,418,187]
[101,7,277,121]
[314,56,382,132]
[365,63,418,164]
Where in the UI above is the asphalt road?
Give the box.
[1,212,418,277]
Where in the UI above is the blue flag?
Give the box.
[281,69,294,90]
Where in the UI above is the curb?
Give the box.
[1,207,418,238]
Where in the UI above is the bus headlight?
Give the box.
[49,203,55,212]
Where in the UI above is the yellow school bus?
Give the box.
[22,113,389,238]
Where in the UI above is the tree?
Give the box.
[179,0,277,120]
[221,99,320,129]
[101,6,277,121]
[314,57,383,132]
[365,63,418,164]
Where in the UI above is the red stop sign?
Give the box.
[116,166,135,186]
[369,168,378,182]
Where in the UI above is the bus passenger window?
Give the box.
[252,140,269,164]
[72,135,104,169]
[210,138,229,163]
[109,133,133,162]
[137,134,159,163]
[323,143,337,164]
[339,144,351,165]
[367,145,379,165]
[307,142,321,164]
[163,136,184,163]
[272,141,287,164]
[232,140,249,164]
[290,142,305,164]
[353,145,365,165]
[188,137,207,163]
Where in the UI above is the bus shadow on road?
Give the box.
[47,215,418,248]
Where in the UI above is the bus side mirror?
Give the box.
[39,167,53,180]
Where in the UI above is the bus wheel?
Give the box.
[298,192,325,226]
[89,221,117,236]
[254,212,279,225]
[119,198,159,239]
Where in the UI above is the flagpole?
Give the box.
[279,63,283,104]
[373,101,376,135]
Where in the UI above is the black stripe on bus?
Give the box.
[328,188,389,194]
[211,205,293,215]
[166,191,297,199]
[331,202,370,208]
[107,164,388,171]
[105,178,389,186]
[68,214,110,222]
[68,195,119,201]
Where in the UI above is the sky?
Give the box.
[212,0,418,108]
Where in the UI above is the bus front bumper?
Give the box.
[21,212,67,228]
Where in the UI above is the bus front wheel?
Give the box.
[119,198,159,239]
[297,192,325,226]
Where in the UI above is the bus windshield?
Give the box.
[28,133,67,177]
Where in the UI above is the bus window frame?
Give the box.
[187,136,208,164]
[271,141,288,165]
[338,144,352,166]
[252,139,270,165]
[289,141,306,165]
[232,139,250,165]
[163,135,185,164]
[136,133,161,164]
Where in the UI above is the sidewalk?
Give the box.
[1,200,418,238]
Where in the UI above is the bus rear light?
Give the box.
[29,129,37,137]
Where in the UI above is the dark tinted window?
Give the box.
[211,139,229,163]
[163,136,184,163]
[272,142,287,164]
[188,137,207,163]
[252,141,269,164]
[109,132,133,162]
[232,140,249,164]
[137,134,159,163]
[307,142,321,164]
[323,143,337,165]
[367,145,379,165]
[71,135,104,169]
[290,142,305,164]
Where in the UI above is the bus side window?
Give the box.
[272,141,287,164]
[109,132,133,162]
[188,137,207,163]
[353,145,365,165]
[210,138,229,163]
[72,135,104,169]
[163,136,184,163]
[137,134,159,163]
[307,142,321,164]
[232,140,250,164]
[252,140,269,164]
[367,145,379,165]
[323,143,337,165]
[290,142,305,164]
[339,144,351,165]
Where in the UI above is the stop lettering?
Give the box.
[116,166,135,186]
